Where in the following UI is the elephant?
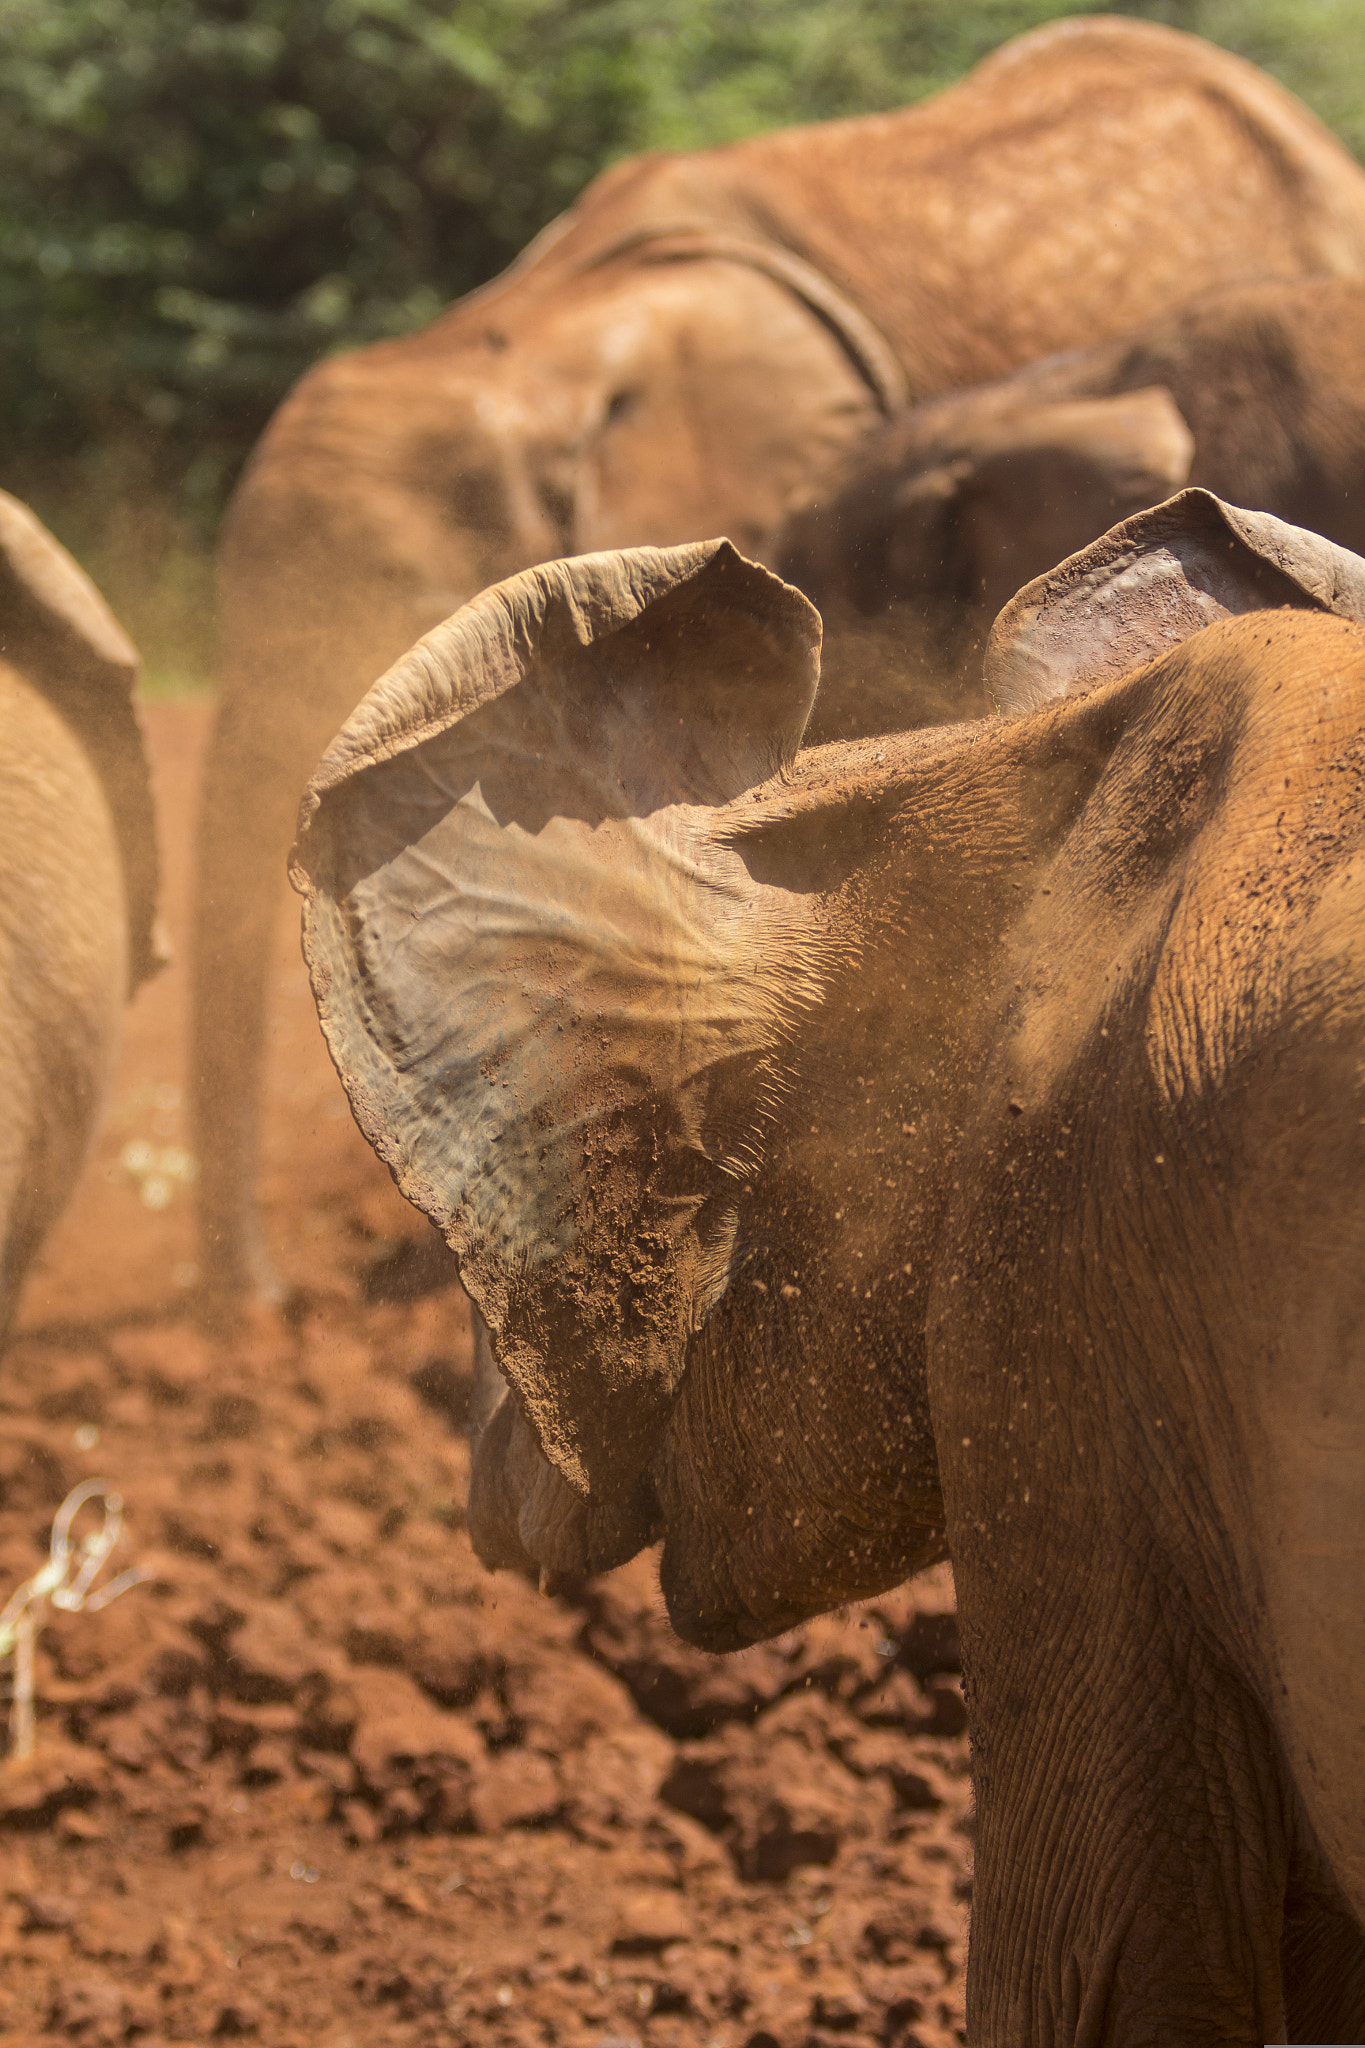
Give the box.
[293,490,1365,2042]
[0,489,160,1342]
[779,273,1365,698]
[194,11,1365,1317]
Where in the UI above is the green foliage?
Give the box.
[2,0,1364,517]
[0,0,657,506]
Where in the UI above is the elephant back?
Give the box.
[0,490,160,991]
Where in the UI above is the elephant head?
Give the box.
[781,383,1196,655]
[0,489,160,990]
[220,237,892,724]
[294,490,1365,1645]
[294,538,959,1632]
[197,234,893,1313]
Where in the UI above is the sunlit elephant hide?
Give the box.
[296,491,1365,2042]
[194,13,1365,1315]
[0,490,160,1341]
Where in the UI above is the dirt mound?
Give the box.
[0,704,969,2048]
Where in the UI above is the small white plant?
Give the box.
[0,1480,149,1761]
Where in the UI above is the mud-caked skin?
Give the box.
[934,618,1365,2045]
[197,13,1365,1314]
[0,490,159,1342]
[296,493,1365,2042]
[780,273,1365,698]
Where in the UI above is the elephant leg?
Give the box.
[0,1155,40,1350]
[0,1076,103,1349]
[959,1574,1293,2047]
[190,689,344,1321]
[1282,1891,1365,2043]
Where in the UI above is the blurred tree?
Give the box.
[0,0,656,509]
[1,0,1363,522]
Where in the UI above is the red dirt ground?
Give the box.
[0,701,970,2048]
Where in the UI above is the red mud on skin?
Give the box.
[0,702,970,2048]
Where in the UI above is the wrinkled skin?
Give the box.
[195,11,1365,1314]
[0,491,159,1342]
[782,272,1365,700]
[296,494,1365,2041]
[932,630,1365,2047]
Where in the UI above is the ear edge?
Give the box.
[301,878,700,1505]
[971,386,1192,479]
[983,487,1365,716]
[0,489,140,679]
[1110,385,1195,494]
[296,538,821,846]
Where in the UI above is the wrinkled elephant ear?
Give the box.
[985,487,1365,713]
[294,540,821,1500]
[0,489,161,990]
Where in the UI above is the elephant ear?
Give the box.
[0,490,161,990]
[294,540,821,1501]
[984,487,1365,713]
[893,386,1194,620]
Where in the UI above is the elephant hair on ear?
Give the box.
[985,486,1365,714]
[0,490,161,990]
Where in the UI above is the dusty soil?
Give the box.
[0,702,970,2048]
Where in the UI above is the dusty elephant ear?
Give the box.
[293,540,821,1501]
[0,489,161,990]
[984,487,1365,713]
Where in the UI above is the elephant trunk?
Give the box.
[191,355,552,1313]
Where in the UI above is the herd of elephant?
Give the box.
[4,13,1365,2043]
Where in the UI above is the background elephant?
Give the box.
[195,12,1365,1315]
[0,489,160,1343]
[780,272,1365,708]
[295,492,1365,2040]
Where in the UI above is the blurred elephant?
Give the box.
[0,490,159,1342]
[295,491,1365,2041]
[194,13,1365,1316]
[780,273,1365,727]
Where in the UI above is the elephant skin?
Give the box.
[781,274,1365,714]
[196,13,1365,1313]
[295,491,1365,2042]
[0,490,159,1341]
